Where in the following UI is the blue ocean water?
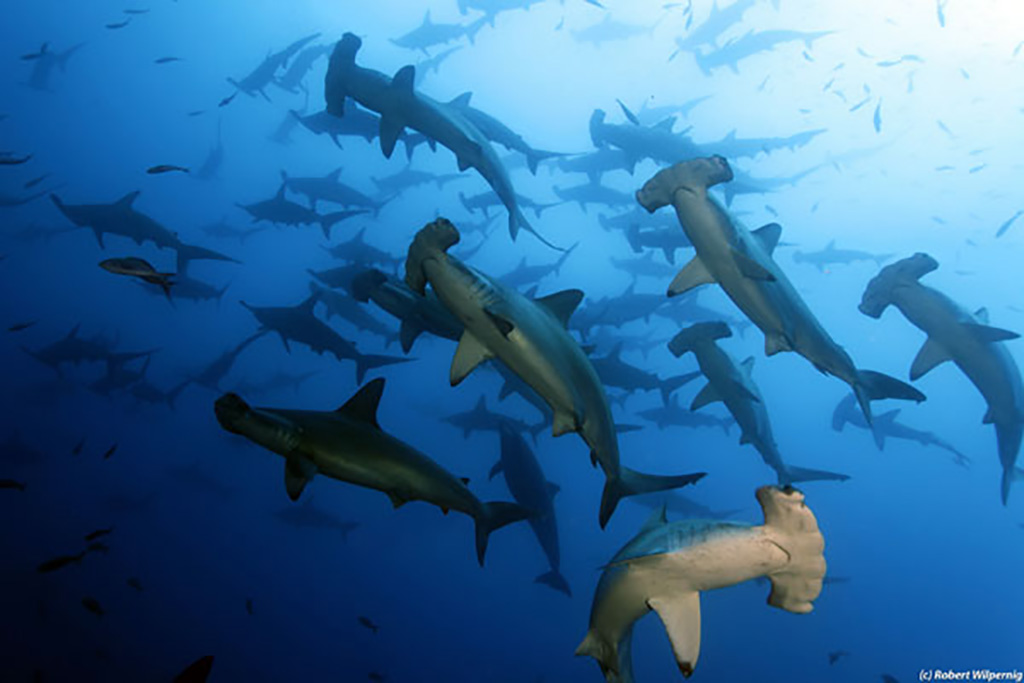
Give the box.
[1,1,1022,681]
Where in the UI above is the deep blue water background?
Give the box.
[1,1,1022,681]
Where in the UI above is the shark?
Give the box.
[324,33,561,249]
[232,370,318,397]
[590,109,703,166]
[705,127,827,159]
[240,295,412,383]
[273,43,330,94]
[187,333,266,393]
[280,169,391,215]
[322,229,402,270]
[609,251,678,281]
[557,148,638,185]
[192,120,224,181]
[553,182,636,213]
[493,424,570,596]
[859,253,1024,503]
[292,102,437,158]
[236,184,367,239]
[50,191,237,272]
[831,393,969,467]
[497,243,578,289]
[637,393,735,434]
[590,343,700,406]
[625,222,692,264]
[308,281,399,346]
[792,239,893,271]
[227,33,321,100]
[670,321,850,484]
[273,497,359,541]
[371,166,463,195]
[23,42,85,91]
[458,190,557,220]
[694,30,835,75]
[571,15,660,46]
[670,0,758,56]
[576,485,826,679]
[637,156,925,424]
[215,378,530,564]
[390,11,488,56]
[447,93,564,174]
[404,218,706,527]
[443,395,545,442]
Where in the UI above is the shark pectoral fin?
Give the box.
[455,155,472,172]
[764,333,790,356]
[284,454,317,501]
[546,481,560,499]
[668,257,715,297]
[552,411,577,437]
[648,592,702,678]
[983,408,994,425]
[116,190,141,208]
[399,319,423,353]
[387,491,407,508]
[449,91,472,107]
[336,378,384,429]
[732,379,760,403]
[910,337,951,380]
[963,322,1020,343]
[450,331,493,386]
[488,460,504,480]
[752,222,783,255]
[689,383,721,411]
[732,250,776,281]
[484,309,515,338]
[535,289,584,328]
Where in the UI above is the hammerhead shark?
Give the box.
[404,218,705,528]
[215,378,530,565]
[324,33,562,249]
[636,156,925,425]
[860,253,1024,503]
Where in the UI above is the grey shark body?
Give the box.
[443,395,545,442]
[637,156,925,424]
[449,94,564,174]
[554,182,635,213]
[859,253,1024,502]
[308,281,398,346]
[694,30,834,75]
[793,239,893,271]
[350,268,463,353]
[637,394,735,433]
[404,218,705,527]
[590,110,703,166]
[281,169,390,215]
[215,379,529,564]
[273,498,359,540]
[493,424,569,595]
[577,485,825,679]
[325,34,560,249]
[390,11,487,55]
[237,184,367,239]
[497,242,578,289]
[591,343,700,406]
[557,148,638,185]
[670,322,849,484]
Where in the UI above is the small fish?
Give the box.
[995,210,1024,238]
[935,165,954,171]
[103,443,118,460]
[932,216,947,224]
[822,77,834,91]
[960,67,970,79]
[124,8,150,14]
[174,656,214,683]
[1014,41,1024,57]
[126,577,144,591]
[968,163,986,174]
[81,597,104,616]
[0,479,26,491]
[848,97,870,112]
[906,72,915,93]
[802,50,813,62]
[106,18,132,29]
[358,616,379,633]
[765,205,778,217]
[87,541,110,554]
[23,174,49,189]
[72,438,85,456]
[828,650,850,665]
[8,321,37,332]
[155,57,182,64]
[100,257,174,299]
[37,551,88,574]
[368,674,385,682]
[218,92,237,108]
[872,101,882,133]
[245,598,254,616]
[187,110,205,117]
[936,0,947,27]
[757,76,770,91]
[936,120,954,137]
[146,164,189,175]
[84,527,114,542]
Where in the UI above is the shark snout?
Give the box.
[214,393,251,433]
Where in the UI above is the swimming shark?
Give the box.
[591,343,700,406]
[571,15,660,46]
[232,370,318,397]
[322,229,403,270]
[404,218,706,527]
[280,169,392,215]
[831,393,969,467]
[694,30,835,75]
[414,45,464,85]
[350,268,463,352]
[273,43,330,94]
[187,333,266,393]
[576,485,825,679]
[292,102,437,158]
[227,33,321,100]
[497,242,578,289]
[636,156,925,424]
[670,322,850,484]
[637,393,735,433]
[625,222,692,264]
[308,281,398,346]
[590,110,703,166]
[240,295,412,383]
[214,378,530,565]
[456,0,546,23]
[192,120,224,181]
[458,189,558,220]
[273,497,359,541]
[705,127,827,159]
[23,42,85,91]
[390,11,488,56]
[324,34,561,249]
[557,148,638,185]
[493,424,570,595]
[443,395,545,442]
[236,184,367,239]
[371,165,463,195]
[553,182,636,213]
[447,93,564,174]
[308,263,365,290]
[859,253,1024,503]
[609,251,678,281]
[670,0,757,56]
[793,239,893,271]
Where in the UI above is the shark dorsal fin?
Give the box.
[610,341,624,358]
[974,307,989,324]
[654,116,675,131]
[275,183,287,199]
[326,167,342,182]
[740,356,755,375]
[449,92,473,108]
[826,238,836,250]
[752,223,782,255]
[336,378,385,429]
[474,394,487,412]
[640,503,668,533]
[117,191,141,208]
[392,65,416,92]
[423,9,432,25]
[535,289,584,328]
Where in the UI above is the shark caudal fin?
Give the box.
[852,369,926,425]
[995,422,1024,505]
[599,467,706,529]
[535,569,572,596]
[474,501,531,566]
[781,464,850,485]
[175,243,238,274]
[510,207,564,252]
[525,149,564,175]
[319,209,367,239]
[757,485,826,614]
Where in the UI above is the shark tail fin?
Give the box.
[535,569,572,596]
[757,485,826,614]
[853,369,926,426]
[660,371,702,406]
[782,465,850,485]
[514,209,565,252]
[599,467,705,529]
[625,222,643,254]
[319,210,365,239]
[354,352,415,385]
[474,501,531,566]
[525,149,563,175]
[166,380,191,411]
